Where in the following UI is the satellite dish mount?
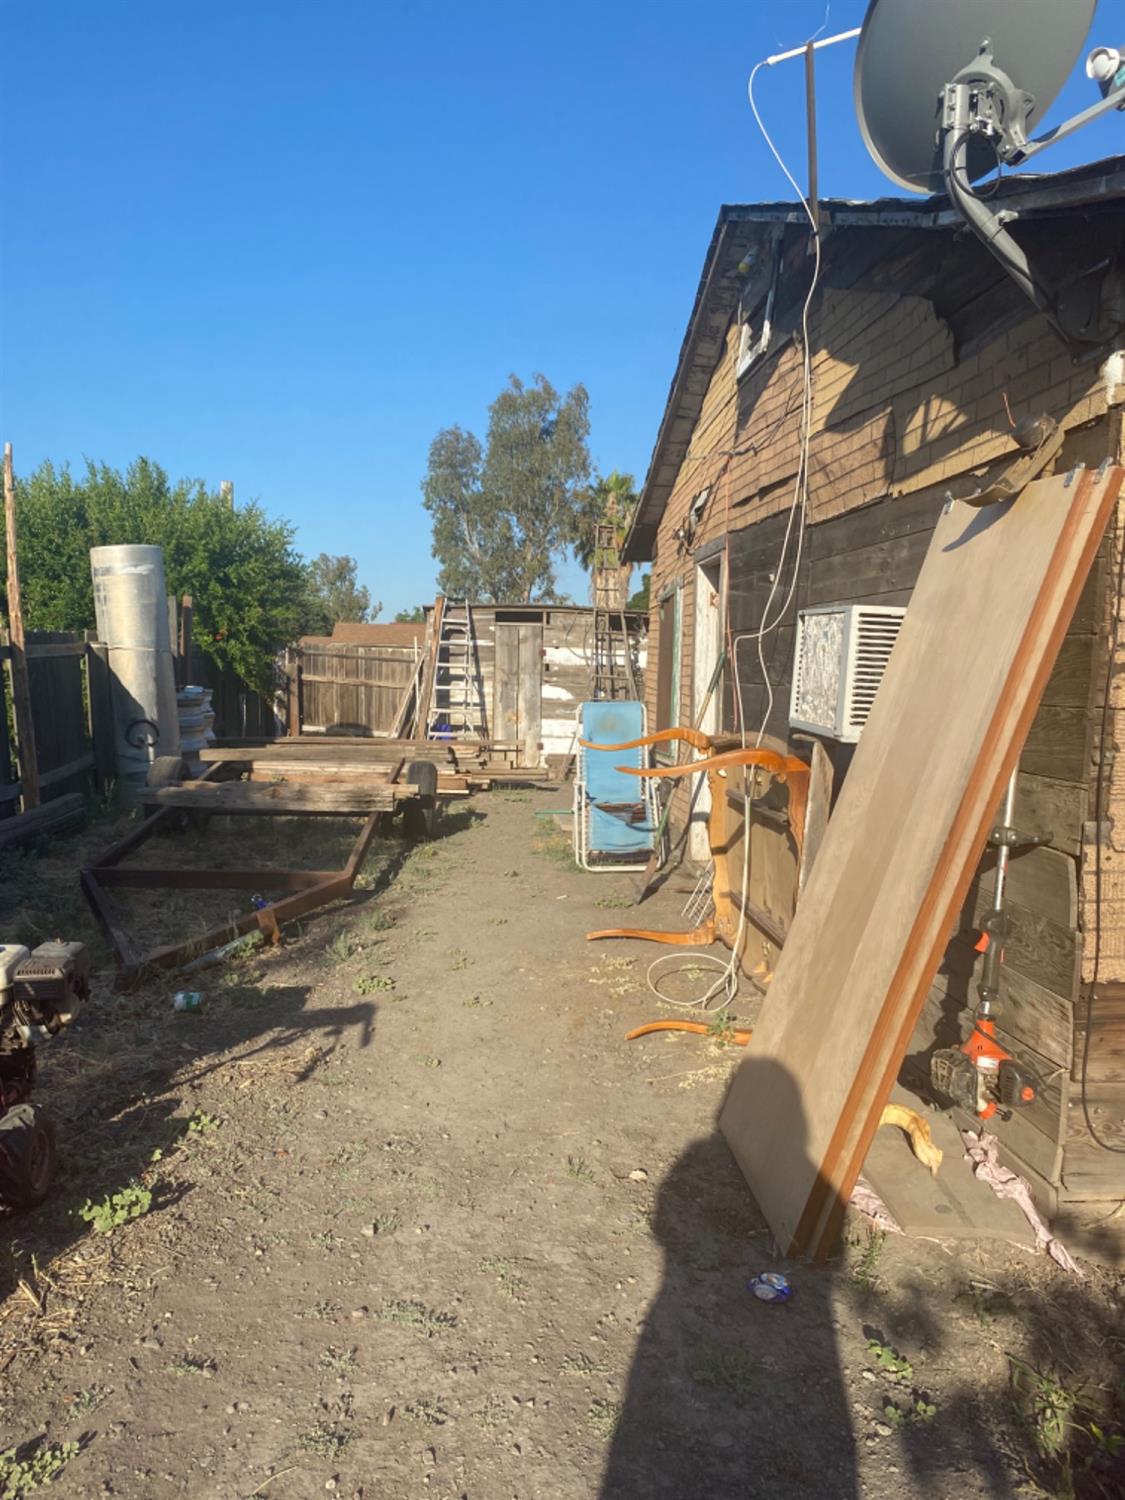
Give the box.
[856,0,1125,349]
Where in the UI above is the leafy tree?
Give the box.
[303,553,380,635]
[573,470,638,572]
[394,605,426,622]
[421,373,591,602]
[4,457,310,688]
[627,571,651,612]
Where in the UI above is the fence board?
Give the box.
[297,643,418,735]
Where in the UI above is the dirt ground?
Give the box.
[2,788,1124,1500]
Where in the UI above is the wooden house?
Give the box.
[622,158,1125,1240]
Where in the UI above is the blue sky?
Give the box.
[3,1,1122,615]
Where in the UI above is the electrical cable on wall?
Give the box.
[643,42,827,1015]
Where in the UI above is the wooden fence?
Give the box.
[286,641,419,736]
[0,630,113,820]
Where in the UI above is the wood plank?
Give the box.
[1012,772,1085,855]
[1073,983,1125,1083]
[1021,705,1091,782]
[718,467,1122,1260]
[139,782,396,814]
[517,624,542,768]
[0,792,84,851]
[1040,632,1097,708]
[970,843,1077,928]
[1061,1081,1125,1194]
[494,625,520,746]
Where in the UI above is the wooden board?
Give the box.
[139,782,398,814]
[719,468,1123,1260]
[494,625,520,745]
[517,623,543,768]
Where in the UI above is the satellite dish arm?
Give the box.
[943,129,1060,325]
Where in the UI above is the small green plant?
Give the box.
[692,1344,758,1396]
[448,947,469,971]
[850,1227,886,1291]
[319,1346,357,1374]
[487,916,509,926]
[63,1387,108,1419]
[415,1054,441,1068]
[706,1007,736,1040]
[378,1299,457,1335]
[479,1256,527,1301]
[867,1339,914,1383]
[403,1398,448,1427]
[301,1300,340,1321]
[566,1155,595,1184]
[561,1352,600,1376]
[76,1183,152,1235]
[593,891,633,910]
[883,1398,937,1428]
[462,994,492,1008]
[297,1424,350,1459]
[370,1211,400,1235]
[326,932,356,963]
[187,1110,221,1135]
[368,910,397,932]
[355,973,395,995]
[0,1440,79,1497]
[169,1356,215,1377]
[587,1398,623,1439]
[501,791,531,803]
[1008,1357,1081,1458]
[309,1229,340,1251]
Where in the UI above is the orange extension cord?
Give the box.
[624,1020,752,1046]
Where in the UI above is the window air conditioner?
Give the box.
[789,604,906,743]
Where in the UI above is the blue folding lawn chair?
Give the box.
[573,701,661,871]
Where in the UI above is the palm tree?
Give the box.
[573,471,638,572]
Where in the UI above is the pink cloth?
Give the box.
[960,1130,1082,1275]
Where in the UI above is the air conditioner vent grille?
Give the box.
[789,604,906,742]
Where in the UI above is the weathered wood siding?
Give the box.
[644,243,1125,1205]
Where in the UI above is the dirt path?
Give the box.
[2,790,1122,1499]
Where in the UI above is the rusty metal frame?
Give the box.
[81,789,381,989]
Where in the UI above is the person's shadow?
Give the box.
[600,1060,858,1499]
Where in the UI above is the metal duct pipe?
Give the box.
[90,544,181,790]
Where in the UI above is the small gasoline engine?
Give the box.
[930,774,1041,1122]
[0,941,89,1209]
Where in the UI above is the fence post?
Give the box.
[86,638,116,789]
[287,650,301,736]
[179,594,193,683]
[3,443,39,808]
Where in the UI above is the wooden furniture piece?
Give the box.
[583,726,810,951]
[719,467,1123,1261]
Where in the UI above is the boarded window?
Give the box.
[655,586,682,737]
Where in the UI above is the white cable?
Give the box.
[642,50,823,1019]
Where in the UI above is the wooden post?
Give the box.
[287,650,301,736]
[179,594,193,684]
[3,443,39,808]
[86,638,116,788]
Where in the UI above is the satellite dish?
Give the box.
[855,0,1097,194]
[852,0,1125,345]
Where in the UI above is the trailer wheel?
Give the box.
[402,761,438,841]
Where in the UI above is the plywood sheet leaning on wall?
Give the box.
[719,466,1124,1262]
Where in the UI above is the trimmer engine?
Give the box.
[0,941,89,1210]
[929,774,1041,1123]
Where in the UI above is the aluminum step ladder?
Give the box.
[425,599,488,740]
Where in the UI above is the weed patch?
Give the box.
[692,1344,757,1395]
[378,1299,457,1335]
[76,1184,152,1235]
[0,1440,79,1497]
